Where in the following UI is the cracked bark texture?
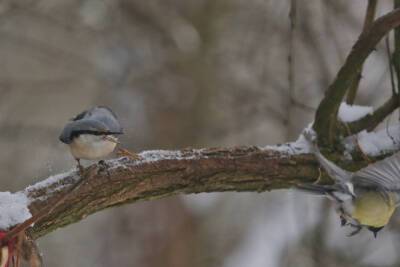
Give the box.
[23,146,378,239]
[25,147,321,239]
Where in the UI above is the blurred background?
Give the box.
[0,0,399,266]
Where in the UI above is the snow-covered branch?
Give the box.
[314,8,400,145]
[0,128,389,240]
[24,146,322,239]
[340,95,399,135]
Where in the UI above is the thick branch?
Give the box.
[25,147,318,238]
[314,8,400,145]
[19,146,383,240]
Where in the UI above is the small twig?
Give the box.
[394,0,400,119]
[340,94,399,135]
[284,0,297,139]
[386,36,397,95]
[385,112,397,145]
[346,0,377,104]
[288,0,296,106]
[343,122,371,163]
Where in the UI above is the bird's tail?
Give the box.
[295,184,333,196]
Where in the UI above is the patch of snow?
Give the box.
[343,125,400,156]
[140,150,183,161]
[264,135,312,155]
[263,124,314,155]
[25,170,75,192]
[0,192,31,230]
[107,149,207,170]
[338,102,373,122]
[138,149,204,162]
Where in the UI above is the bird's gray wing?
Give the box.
[302,130,352,183]
[59,119,111,144]
[313,148,352,183]
[353,152,400,192]
[75,106,123,134]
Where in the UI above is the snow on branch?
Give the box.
[344,124,400,156]
[17,146,325,239]
[0,131,383,239]
[314,8,400,145]
[338,103,373,123]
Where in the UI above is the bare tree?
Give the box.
[1,1,400,266]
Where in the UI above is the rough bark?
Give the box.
[20,146,378,240]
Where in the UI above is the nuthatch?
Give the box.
[298,130,400,237]
[59,106,123,168]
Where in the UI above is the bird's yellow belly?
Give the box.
[352,192,396,227]
[69,135,117,160]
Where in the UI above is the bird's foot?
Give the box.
[98,160,111,179]
[117,147,141,160]
[76,159,85,176]
[347,224,362,236]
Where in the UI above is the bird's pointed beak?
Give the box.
[373,231,378,238]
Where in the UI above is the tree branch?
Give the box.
[346,0,377,105]
[16,146,384,240]
[314,8,400,146]
[24,147,317,238]
[394,0,400,111]
[339,94,399,135]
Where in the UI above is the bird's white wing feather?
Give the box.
[353,152,400,191]
[302,129,352,182]
[313,149,352,183]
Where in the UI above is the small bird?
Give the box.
[298,130,400,237]
[59,106,124,169]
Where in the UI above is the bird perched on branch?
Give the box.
[298,130,400,238]
[59,106,128,170]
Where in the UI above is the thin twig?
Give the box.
[386,36,397,95]
[340,94,399,135]
[346,0,377,104]
[285,0,297,139]
[343,123,371,163]
[395,0,400,120]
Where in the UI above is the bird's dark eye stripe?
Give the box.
[70,130,123,139]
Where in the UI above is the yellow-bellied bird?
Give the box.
[298,130,400,238]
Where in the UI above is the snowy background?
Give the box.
[0,0,399,266]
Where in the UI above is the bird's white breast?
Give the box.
[69,134,117,160]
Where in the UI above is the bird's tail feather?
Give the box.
[295,184,333,195]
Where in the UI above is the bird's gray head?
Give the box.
[59,122,74,144]
[59,106,123,144]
